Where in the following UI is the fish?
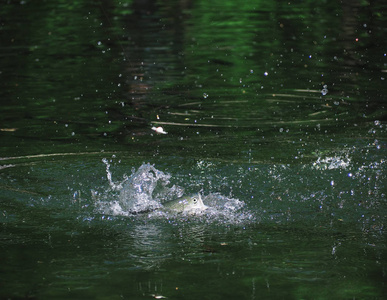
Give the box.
[162,193,208,213]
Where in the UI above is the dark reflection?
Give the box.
[0,0,385,159]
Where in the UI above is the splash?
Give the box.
[94,160,255,224]
[199,193,254,224]
[96,160,183,215]
[312,154,351,170]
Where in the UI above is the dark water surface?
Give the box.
[1,0,386,299]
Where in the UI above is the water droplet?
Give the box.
[321,85,328,95]
[203,93,208,99]
[264,72,268,76]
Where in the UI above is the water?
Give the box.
[1,150,385,299]
[1,0,386,299]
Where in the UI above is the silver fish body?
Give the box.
[162,193,207,213]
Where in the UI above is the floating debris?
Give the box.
[150,294,167,299]
[151,126,168,134]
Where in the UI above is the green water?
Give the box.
[1,0,386,299]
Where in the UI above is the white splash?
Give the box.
[93,161,255,224]
[312,155,351,170]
